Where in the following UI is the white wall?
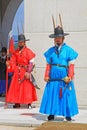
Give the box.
[24,0,87,108]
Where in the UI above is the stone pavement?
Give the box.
[0,101,87,128]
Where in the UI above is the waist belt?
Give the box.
[51,64,68,68]
[17,64,28,69]
[49,78,63,82]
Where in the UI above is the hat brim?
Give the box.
[49,33,69,38]
[15,39,30,43]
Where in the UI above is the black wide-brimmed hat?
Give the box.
[49,26,69,38]
[0,47,7,53]
[15,34,30,42]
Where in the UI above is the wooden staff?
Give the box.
[5,31,14,108]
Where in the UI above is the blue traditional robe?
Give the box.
[39,43,78,117]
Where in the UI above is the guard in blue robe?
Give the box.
[39,26,79,121]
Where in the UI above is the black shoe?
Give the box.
[13,103,20,108]
[48,115,54,121]
[0,93,6,97]
[28,104,32,109]
[66,117,72,121]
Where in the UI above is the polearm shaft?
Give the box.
[5,31,13,108]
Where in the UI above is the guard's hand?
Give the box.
[24,72,30,79]
[44,77,50,82]
[6,61,10,67]
[63,76,71,84]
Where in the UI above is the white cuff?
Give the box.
[30,58,34,63]
[69,60,75,65]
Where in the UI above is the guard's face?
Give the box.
[2,52,6,56]
[18,41,25,50]
[54,37,64,46]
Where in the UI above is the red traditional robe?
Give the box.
[6,46,37,104]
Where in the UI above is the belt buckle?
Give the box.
[57,64,60,66]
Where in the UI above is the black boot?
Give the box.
[66,117,72,121]
[48,115,54,121]
[13,103,20,108]
[28,104,32,109]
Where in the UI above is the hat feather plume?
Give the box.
[59,13,63,29]
[52,15,55,29]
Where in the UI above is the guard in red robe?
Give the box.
[6,34,37,108]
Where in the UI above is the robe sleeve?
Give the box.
[67,47,78,62]
[26,48,36,61]
[7,54,16,72]
[44,47,54,64]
